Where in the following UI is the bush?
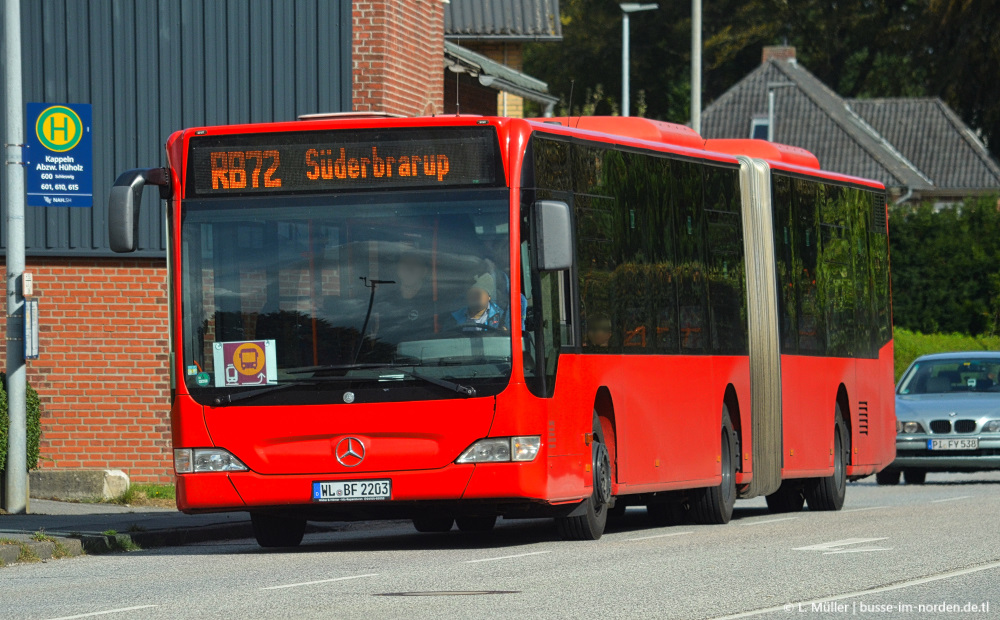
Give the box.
[894,328,1000,381]
[0,373,42,472]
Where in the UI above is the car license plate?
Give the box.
[927,438,979,450]
[312,479,391,502]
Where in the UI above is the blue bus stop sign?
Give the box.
[25,102,93,207]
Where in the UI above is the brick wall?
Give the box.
[353,0,445,116]
[0,258,172,484]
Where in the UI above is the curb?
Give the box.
[79,521,256,553]
[0,536,84,566]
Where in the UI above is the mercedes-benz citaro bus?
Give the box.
[108,114,895,547]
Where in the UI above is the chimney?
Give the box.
[762,46,797,65]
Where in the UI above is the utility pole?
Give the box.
[3,0,28,514]
[691,0,702,134]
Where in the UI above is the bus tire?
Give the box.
[456,515,497,533]
[875,469,900,485]
[555,415,610,541]
[903,469,926,485]
[805,407,848,511]
[412,515,454,533]
[690,407,737,525]
[251,513,306,548]
[765,482,805,513]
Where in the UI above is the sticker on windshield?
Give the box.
[212,340,278,388]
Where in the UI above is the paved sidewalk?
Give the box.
[0,499,253,565]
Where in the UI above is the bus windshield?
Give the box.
[179,188,513,404]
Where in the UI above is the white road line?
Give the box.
[43,606,158,620]
[625,531,693,541]
[463,550,551,564]
[741,517,798,526]
[261,573,378,590]
[793,538,888,552]
[706,559,1000,620]
[823,548,892,555]
[840,506,886,513]
[931,495,970,503]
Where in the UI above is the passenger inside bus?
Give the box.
[451,273,508,331]
[585,314,612,348]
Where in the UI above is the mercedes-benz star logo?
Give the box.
[335,437,366,467]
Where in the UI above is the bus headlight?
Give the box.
[174,448,249,473]
[456,436,541,463]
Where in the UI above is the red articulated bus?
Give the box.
[108,114,895,547]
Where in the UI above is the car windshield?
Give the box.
[897,358,1000,395]
[180,188,513,404]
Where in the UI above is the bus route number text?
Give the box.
[210,150,282,190]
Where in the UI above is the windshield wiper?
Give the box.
[211,376,354,406]
[397,367,477,397]
[214,364,476,405]
[284,362,390,375]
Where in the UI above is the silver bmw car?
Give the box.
[879,351,1000,485]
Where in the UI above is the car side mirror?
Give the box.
[532,200,574,271]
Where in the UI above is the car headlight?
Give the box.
[984,420,1000,433]
[456,436,541,463]
[901,421,924,434]
[174,448,249,473]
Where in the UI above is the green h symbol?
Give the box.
[48,114,70,142]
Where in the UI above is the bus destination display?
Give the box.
[187,127,499,197]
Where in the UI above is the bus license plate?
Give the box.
[927,438,978,451]
[312,479,391,502]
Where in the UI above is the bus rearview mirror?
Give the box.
[108,168,171,253]
[533,200,574,271]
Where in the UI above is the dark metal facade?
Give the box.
[0,0,352,257]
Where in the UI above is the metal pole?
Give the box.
[622,12,630,117]
[691,0,702,133]
[767,90,776,142]
[3,0,27,514]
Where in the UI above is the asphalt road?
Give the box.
[4,472,999,620]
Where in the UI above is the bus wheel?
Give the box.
[412,515,455,533]
[875,469,900,485]
[555,415,611,541]
[903,469,927,485]
[690,407,737,525]
[456,515,497,533]
[251,513,306,548]
[805,407,848,511]
[765,482,805,513]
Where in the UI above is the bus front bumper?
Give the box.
[177,457,579,518]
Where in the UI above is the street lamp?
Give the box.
[766,82,796,141]
[620,3,658,117]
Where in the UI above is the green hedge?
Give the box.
[894,328,1000,382]
[0,373,42,472]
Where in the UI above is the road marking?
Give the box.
[463,550,551,564]
[840,506,886,513]
[931,495,970,503]
[43,606,158,620]
[706,559,1000,619]
[626,531,693,541]
[741,516,798,526]
[261,573,378,590]
[793,537,890,554]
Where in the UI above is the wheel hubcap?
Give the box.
[594,442,611,506]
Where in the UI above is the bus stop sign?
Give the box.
[26,102,93,207]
